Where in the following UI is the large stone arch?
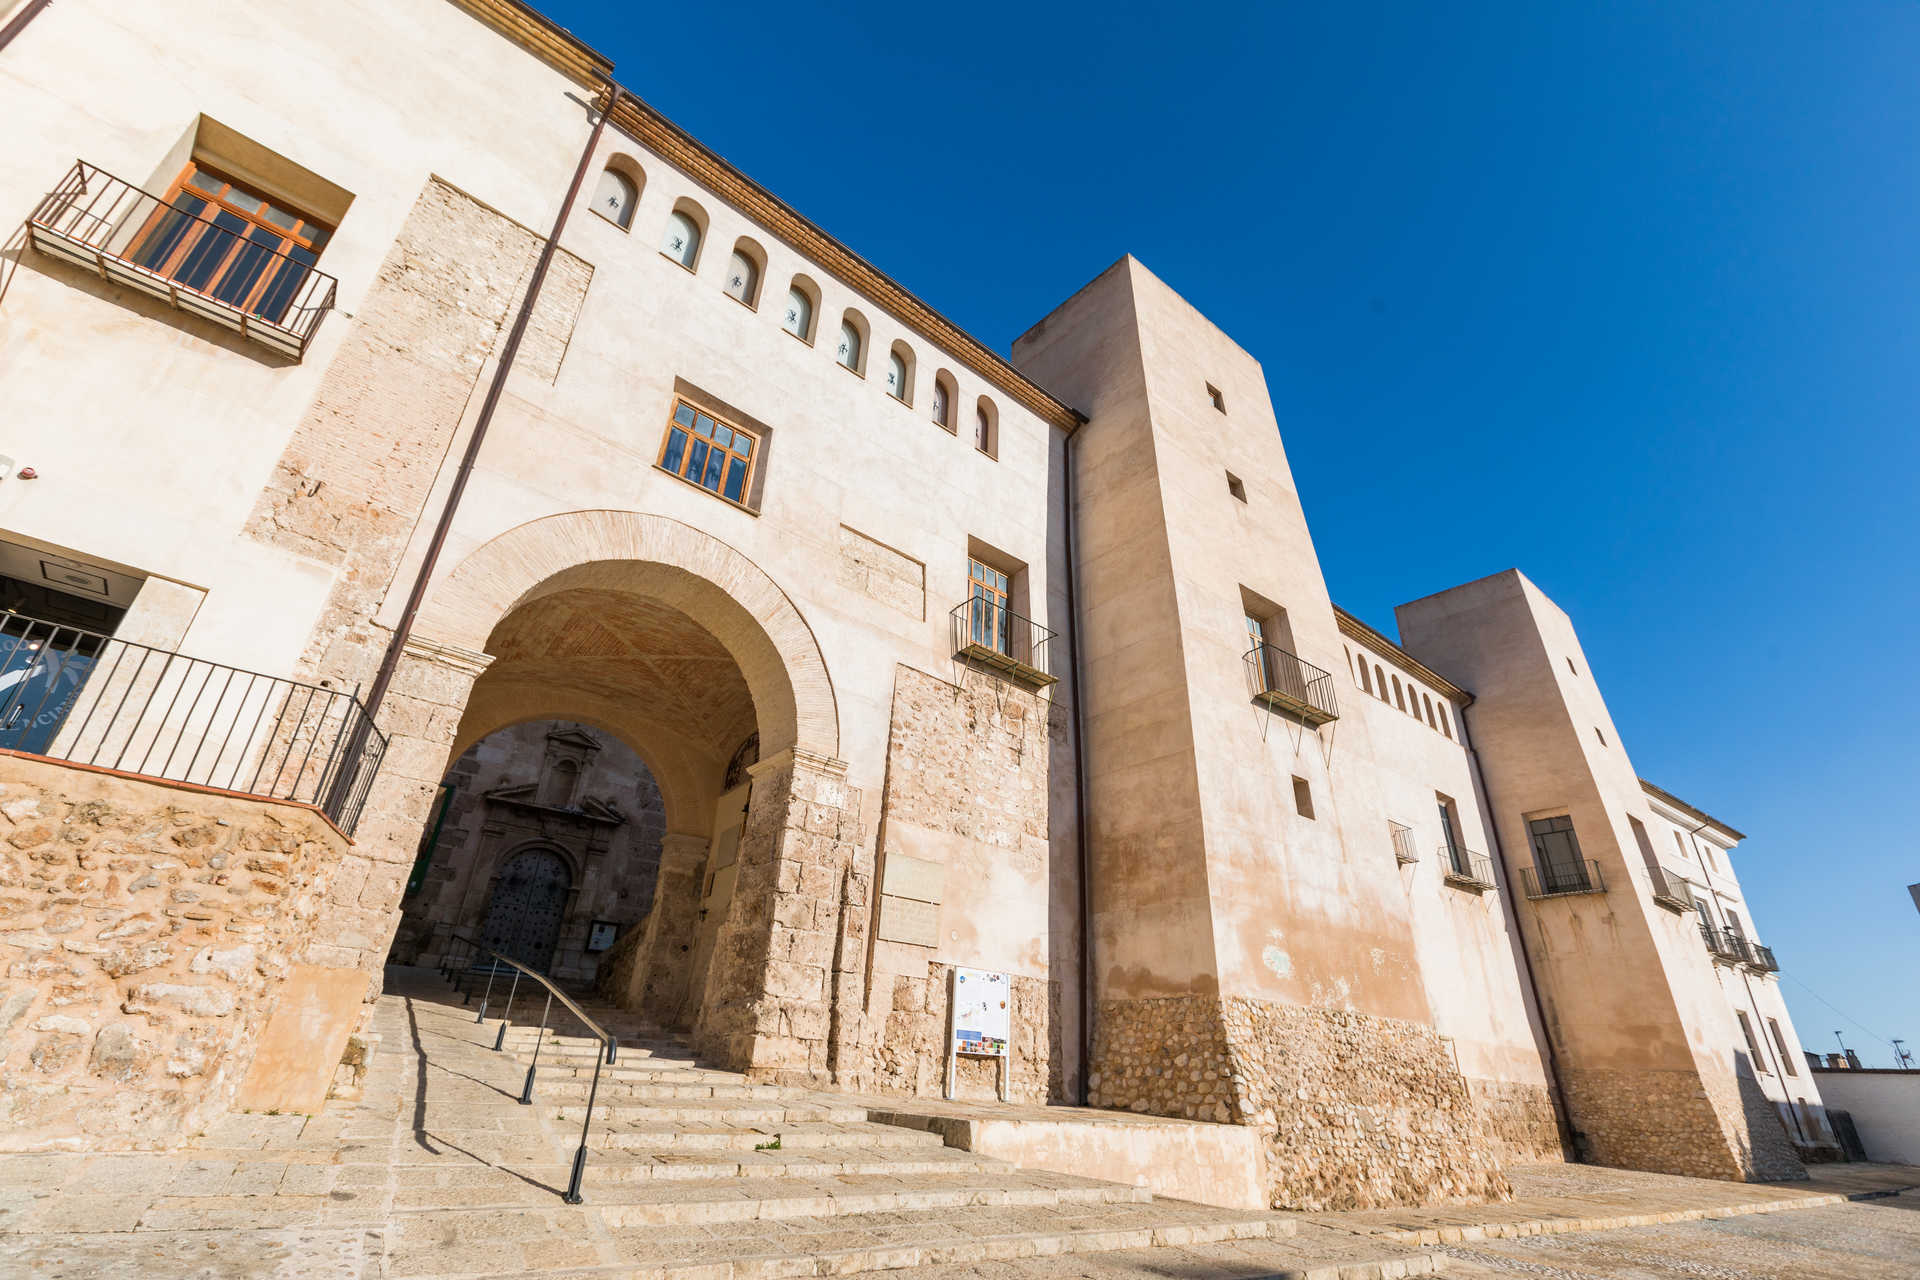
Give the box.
[412,510,838,760]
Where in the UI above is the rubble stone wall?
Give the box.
[1091,993,1513,1211]
[1466,1076,1566,1166]
[1558,1063,1805,1182]
[0,753,351,1151]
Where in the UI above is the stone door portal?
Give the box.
[480,847,570,969]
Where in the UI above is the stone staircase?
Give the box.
[474,982,1298,1275]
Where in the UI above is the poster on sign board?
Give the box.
[950,967,1010,1058]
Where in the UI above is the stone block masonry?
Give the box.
[0,753,352,1151]
[1092,994,1513,1212]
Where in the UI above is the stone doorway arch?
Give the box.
[347,511,864,1084]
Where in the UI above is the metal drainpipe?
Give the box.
[1686,821,1807,1142]
[0,0,53,55]
[1061,427,1094,1105]
[362,76,623,719]
[1459,704,1581,1159]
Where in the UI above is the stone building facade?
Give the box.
[0,0,1828,1207]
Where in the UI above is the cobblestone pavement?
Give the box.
[1438,1190,1920,1279]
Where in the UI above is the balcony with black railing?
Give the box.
[1243,643,1339,726]
[0,610,385,833]
[1390,821,1419,865]
[1749,943,1780,973]
[1646,863,1695,913]
[1519,858,1606,900]
[1440,846,1497,893]
[25,161,338,360]
[1700,924,1752,966]
[950,599,1056,689]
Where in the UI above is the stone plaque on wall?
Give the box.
[877,895,939,948]
[881,853,945,904]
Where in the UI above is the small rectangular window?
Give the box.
[1594,726,1607,747]
[1207,383,1226,412]
[1226,471,1246,502]
[1292,776,1314,819]
[658,398,758,505]
[1769,1019,1798,1075]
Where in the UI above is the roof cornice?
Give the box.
[1334,606,1472,704]
[1639,778,1747,843]
[445,0,611,85]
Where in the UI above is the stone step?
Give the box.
[590,1197,1290,1277]
[534,1063,747,1085]
[533,1078,784,1102]
[583,1146,1000,1184]
[582,1170,1153,1229]
[549,1097,871,1126]
[584,1120,948,1152]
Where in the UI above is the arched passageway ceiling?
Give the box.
[486,588,756,757]
[414,511,838,760]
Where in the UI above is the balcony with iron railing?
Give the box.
[1700,924,1752,966]
[0,610,385,833]
[1390,821,1419,865]
[949,599,1056,689]
[1749,943,1780,973]
[1440,846,1497,893]
[25,161,339,360]
[1519,858,1606,900]
[1646,863,1696,913]
[1243,643,1339,726]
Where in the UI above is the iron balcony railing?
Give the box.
[1243,642,1339,725]
[1749,943,1780,973]
[441,932,617,1205]
[1440,846,1497,893]
[1700,924,1752,965]
[0,610,385,833]
[950,598,1056,687]
[25,161,338,360]
[1520,858,1606,900]
[1646,863,1695,912]
[1390,821,1419,865]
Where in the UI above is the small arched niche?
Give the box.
[781,275,819,344]
[661,197,707,271]
[836,309,868,376]
[973,395,998,457]
[930,370,957,432]
[591,157,644,230]
[724,237,765,309]
[884,340,915,405]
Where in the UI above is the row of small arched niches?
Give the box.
[594,162,1001,457]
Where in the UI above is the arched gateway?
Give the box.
[348,511,861,1083]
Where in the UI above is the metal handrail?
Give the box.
[1519,859,1606,899]
[25,160,339,359]
[442,930,617,1204]
[1242,642,1339,724]
[949,598,1057,685]
[0,609,385,832]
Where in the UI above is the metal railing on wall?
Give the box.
[0,611,385,833]
[949,598,1057,687]
[1390,821,1419,865]
[1646,863,1695,912]
[441,932,617,1205]
[25,161,339,360]
[1440,846,1497,892]
[1519,859,1606,900]
[1243,642,1339,725]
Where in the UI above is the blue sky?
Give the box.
[542,1,1920,1064]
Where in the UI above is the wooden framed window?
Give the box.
[129,161,332,322]
[658,399,757,505]
[967,558,1012,656]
